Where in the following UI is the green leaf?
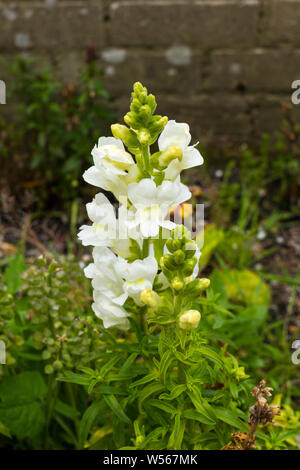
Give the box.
[4,253,26,294]
[118,353,139,376]
[214,407,249,432]
[197,346,224,369]
[93,385,127,396]
[139,383,165,410]
[159,384,186,401]
[147,399,176,415]
[159,350,174,383]
[79,399,106,448]
[197,225,224,272]
[0,422,11,438]
[103,395,131,424]
[129,373,157,388]
[54,399,80,419]
[0,371,47,440]
[167,414,185,450]
[57,371,90,386]
[99,355,121,378]
[183,409,216,426]
[188,392,217,425]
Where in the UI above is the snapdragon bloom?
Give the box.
[158,120,203,180]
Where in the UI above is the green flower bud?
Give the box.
[161,254,176,271]
[149,115,168,134]
[166,238,183,253]
[182,258,197,276]
[139,104,152,122]
[185,240,197,259]
[198,278,210,290]
[174,249,185,265]
[111,124,139,148]
[179,310,201,330]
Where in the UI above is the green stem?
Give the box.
[45,375,59,448]
[66,382,80,446]
[142,238,150,259]
[141,144,151,177]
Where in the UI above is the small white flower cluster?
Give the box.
[78,120,203,329]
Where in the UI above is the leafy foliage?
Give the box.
[0,52,113,210]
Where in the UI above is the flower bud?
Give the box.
[184,278,209,296]
[159,144,182,167]
[185,240,197,258]
[160,254,176,271]
[182,258,196,276]
[139,104,152,121]
[165,238,182,253]
[198,278,210,290]
[111,124,139,148]
[174,249,185,265]
[137,129,151,145]
[172,277,184,291]
[179,310,201,330]
[140,289,161,309]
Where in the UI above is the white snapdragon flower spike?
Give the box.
[158,120,203,180]
[127,179,191,238]
[79,84,206,330]
[116,253,158,305]
[78,193,116,247]
[83,137,135,199]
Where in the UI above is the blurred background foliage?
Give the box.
[0,55,299,449]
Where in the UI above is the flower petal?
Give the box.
[158,120,191,152]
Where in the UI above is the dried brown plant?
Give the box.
[222,380,280,450]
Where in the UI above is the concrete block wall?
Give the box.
[1,0,300,145]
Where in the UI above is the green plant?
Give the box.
[0,51,114,212]
[60,82,299,450]
[0,252,102,449]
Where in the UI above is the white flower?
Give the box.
[127,179,191,238]
[93,291,129,329]
[116,253,158,305]
[158,120,203,180]
[85,247,129,329]
[78,193,116,247]
[83,137,135,199]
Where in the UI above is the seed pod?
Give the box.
[45,364,54,375]
[53,360,63,370]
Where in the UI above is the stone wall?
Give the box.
[1,0,300,145]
